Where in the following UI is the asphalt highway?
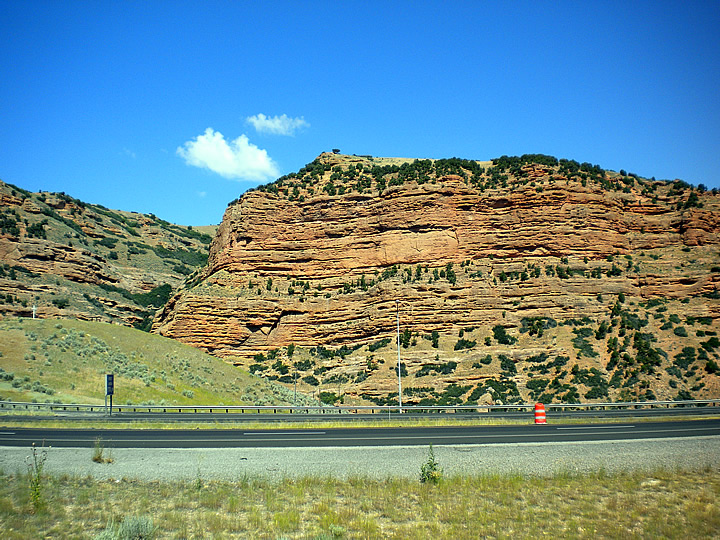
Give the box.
[1,418,718,449]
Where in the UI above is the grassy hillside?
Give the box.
[0,318,315,406]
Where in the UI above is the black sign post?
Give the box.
[105,373,114,416]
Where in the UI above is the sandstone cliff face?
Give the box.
[0,182,215,326]
[154,153,720,404]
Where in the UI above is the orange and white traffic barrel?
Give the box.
[534,402,547,424]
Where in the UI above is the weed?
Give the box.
[420,444,443,484]
[195,455,204,491]
[328,523,347,538]
[92,437,114,464]
[272,508,301,533]
[95,515,157,539]
[25,442,48,512]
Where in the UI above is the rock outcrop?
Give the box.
[0,182,216,326]
[154,153,720,405]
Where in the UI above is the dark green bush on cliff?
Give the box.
[492,325,516,345]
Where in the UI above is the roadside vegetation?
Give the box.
[0,318,315,407]
[1,465,717,538]
[239,283,720,408]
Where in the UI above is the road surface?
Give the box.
[1,418,718,448]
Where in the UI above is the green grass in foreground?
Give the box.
[1,466,718,539]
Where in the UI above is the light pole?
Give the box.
[396,299,403,413]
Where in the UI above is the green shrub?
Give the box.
[444,263,457,285]
[584,386,608,400]
[151,245,208,267]
[571,328,598,358]
[26,220,48,239]
[706,359,720,375]
[52,298,69,309]
[302,375,319,386]
[465,384,484,402]
[499,354,516,374]
[526,378,549,391]
[415,361,458,377]
[368,337,391,352]
[437,383,471,405]
[595,321,609,340]
[94,237,118,249]
[477,354,493,366]
[95,515,157,540]
[673,326,688,337]
[701,337,720,352]
[492,325,516,345]
[454,338,476,351]
[473,378,522,404]
[170,264,191,275]
[519,317,557,337]
[634,332,666,372]
[420,444,442,484]
[400,328,412,348]
[319,391,342,405]
[131,284,172,308]
[526,378,549,400]
[560,386,581,403]
[294,358,312,371]
[674,347,696,370]
[271,359,289,374]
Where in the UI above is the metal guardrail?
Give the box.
[0,399,719,415]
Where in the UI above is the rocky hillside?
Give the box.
[0,180,216,329]
[154,152,720,406]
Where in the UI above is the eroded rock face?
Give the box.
[0,181,215,325]
[0,237,116,286]
[153,154,720,405]
[154,155,717,351]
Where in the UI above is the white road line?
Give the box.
[557,425,635,430]
[243,432,326,436]
[4,426,717,445]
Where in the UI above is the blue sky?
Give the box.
[1,1,719,225]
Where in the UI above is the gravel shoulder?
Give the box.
[2,436,719,482]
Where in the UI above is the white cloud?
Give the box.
[246,113,309,136]
[177,128,279,182]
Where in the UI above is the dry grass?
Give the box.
[2,413,717,432]
[0,318,308,407]
[1,466,718,538]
